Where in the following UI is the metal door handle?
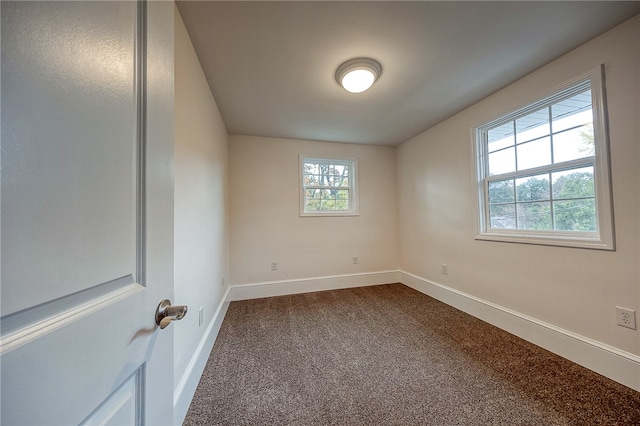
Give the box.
[155,299,188,329]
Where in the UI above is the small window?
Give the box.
[474,66,614,250]
[300,156,358,216]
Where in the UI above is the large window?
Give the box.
[474,66,614,250]
[300,156,358,216]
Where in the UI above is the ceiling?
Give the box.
[176,1,640,146]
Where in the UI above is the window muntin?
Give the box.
[475,66,614,249]
[300,156,358,216]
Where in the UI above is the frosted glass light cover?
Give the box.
[335,58,381,94]
[341,69,375,93]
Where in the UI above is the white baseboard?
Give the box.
[173,286,231,425]
[399,270,640,391]
[228,270,401,301]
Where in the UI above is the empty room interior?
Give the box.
[2,1,640,424]
[173,1,640,423]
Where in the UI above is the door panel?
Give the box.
[81,369,142,425]
[1,2,175,424]
[1,1,137,316]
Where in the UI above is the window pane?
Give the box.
[304,174,321,186]
[304,163,320,175]
[489,204,516,229]
[319,200,333,210]
[488,179,514,203]
[305,199,320,211]
[553,199,596,231]
[320,199,347,211]
[552,90,592,133]
[517,202,552,230]
[488,122,515,152]
[516,108,550,143]
[552,167,594,199]
[305,189,350,212]
[319,167,331,186]
[516,137,551,171]
[305,189,320,199]
[327,171,339,186]
[516,174,550,202]
[488,147,515,176]
[304,162,351,188]
[334,199,349,210]
[335,172,349,187]
[553,124,594,163]
[335,189,349,200]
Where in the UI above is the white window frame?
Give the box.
[299,155,358,217]
[473,65,615,250]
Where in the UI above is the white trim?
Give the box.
[0,283,144,354]
[81,367,142,426]
[173,286,231,425]
[399,270,640,391]
[228,270,400,301]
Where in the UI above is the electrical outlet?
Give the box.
[616,307,637,330]
[271,261,278,271]
[441,263,448,275]
[198,307,204,327]
[353,255,358,264]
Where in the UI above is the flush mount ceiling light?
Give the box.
[335,58,382,94]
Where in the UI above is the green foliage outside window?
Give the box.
[488,170,596,231]
[302,159,354,213]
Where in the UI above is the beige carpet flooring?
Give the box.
[184,283,640,425]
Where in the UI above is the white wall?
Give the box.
[229,136,398,288]
[173,7,230,423]
[397,14,639,359]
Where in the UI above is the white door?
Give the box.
[1,1,177,424]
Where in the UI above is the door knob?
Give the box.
[155,299,188,329]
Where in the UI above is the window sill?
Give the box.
[475,231,614,251]
[300,211,359,217]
